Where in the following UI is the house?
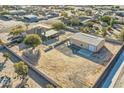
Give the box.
[27,23,53,36]
[41,29,59,41]
[0,15,12,20]
[116,11,124,17]
[24,14,39,22]
[69,32,105,52]
[9,10,26,15]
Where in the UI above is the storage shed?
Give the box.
[69,32,105,52]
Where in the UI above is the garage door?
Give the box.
[89,45,95,52]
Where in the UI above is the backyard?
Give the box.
[7,36,122,88]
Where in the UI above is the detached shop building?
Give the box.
[69,32,105,52]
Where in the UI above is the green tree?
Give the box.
[101,15,112,25]
[69,17,80,26]
[101,27,107,37]
[9,26,25,36]
[115,6,120,9]
[14,62,28,77]
[46,84,54,88]
[23,34,41,49]
[52,21,66,30]
[119,30,124,41]
[61,11,68,18]
[85,21,94,28]
[0,11,9,15]
[80,26,91,33]
[85,9,92,16]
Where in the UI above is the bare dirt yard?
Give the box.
[35,41,122,88]
[9,40,122,88]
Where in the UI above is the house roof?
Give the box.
[70,32,105,46]
[45,30,58,37]
[32,24,53,29]
[9,10,26,14]
[24,14,38,19]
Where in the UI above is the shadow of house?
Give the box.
[76,46,113,65]
[56,43,113,65]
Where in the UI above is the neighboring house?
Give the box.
[80,18,91,25]
[24,14,39,22]
[41,29,59,41]
[0,15,12,20]
[69,32,105,52]
[116,11,124,19]
[27,24,53,36]
[9,10,26,15]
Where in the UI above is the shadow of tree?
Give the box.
[0,62,6,71]
[22,49,41,65]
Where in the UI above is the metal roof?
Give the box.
[24,14,38,19]
[45,30,58,37]
[70,32,105,46]
[32,24,53,29]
